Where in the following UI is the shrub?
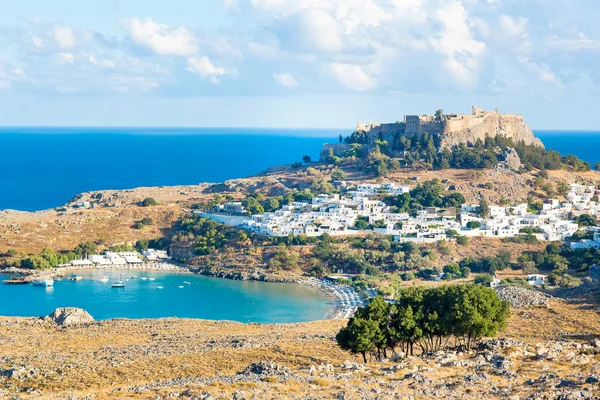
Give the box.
[456,236,469,246]
[140,197,157,207]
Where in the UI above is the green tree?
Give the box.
[302,155,312,164]
[331,169,347,181]
[336,317,378,363]
[575,214,598,227]
[264,198,280,212]
[243,196,265,215]
[21,255,52,270]
[354,219,369,230]
[474,274,494,287]
[74,241,98,258]
[467,221,482,229]
[595,162,600,171]
[478,198,490,219]
[355,297,391,359]
[339,134,343,144]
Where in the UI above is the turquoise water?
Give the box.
[0,271,334,323]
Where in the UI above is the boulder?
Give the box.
[45,307,94,326]
[502,147,522,170]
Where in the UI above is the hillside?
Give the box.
[1,296,599,399]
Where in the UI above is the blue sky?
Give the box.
[1,0,599,130]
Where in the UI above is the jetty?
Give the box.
[3,278,30,285]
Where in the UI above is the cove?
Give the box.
[0,271,335,323]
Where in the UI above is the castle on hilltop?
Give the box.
[354,106,544,150]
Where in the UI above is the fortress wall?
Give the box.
[439,113,544,149]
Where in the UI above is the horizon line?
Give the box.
[1,125,600,133]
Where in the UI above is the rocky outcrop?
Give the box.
[193,266,294,283]
[45,307,94,326]
[496,147,522,170]
[494,286,552,308]
[439,111,544,149]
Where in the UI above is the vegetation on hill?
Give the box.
[332,132,591,176]
[336,287,510,362]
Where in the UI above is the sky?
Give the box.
[0,0,599,130]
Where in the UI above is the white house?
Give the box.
[527,274,547,286]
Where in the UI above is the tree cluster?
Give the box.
[384,179,465,212]
[336,287,510,363]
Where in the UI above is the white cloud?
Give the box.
[330,63,376,91]
[121,18,197,56]
[187,56,227,83]
[273,72,299,88]
[57,53,75,65]
[52,26,76,50]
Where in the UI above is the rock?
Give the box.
[239,362,290,377]
[502,147,522,170]
[590,338,600,348]
[0,367,37,380]
[494,286,552,308]
[571,354,591,365]
[308,366,317,376]
[45,308,94,326]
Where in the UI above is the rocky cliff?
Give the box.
[349,107,544,152]
[439,111,544,149]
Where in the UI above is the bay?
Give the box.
[0,271,334,323]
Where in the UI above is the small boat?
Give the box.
[111,281,126,288]
[157,286,164,289]
[149,278,156,281]
[141,277,148,281]
[69,274,83,281]
[32,278,54,287]
[100,276,109,283]
[178,285,184,289]
[183,281,191,285]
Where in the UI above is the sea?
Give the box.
[0,127,597,212]
[0,270,334,322]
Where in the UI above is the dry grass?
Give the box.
[0,299,599,399]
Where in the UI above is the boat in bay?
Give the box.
[100,276,109,283]
[111,281,126,288]
[32,278,54,287]
[69,274,83,281]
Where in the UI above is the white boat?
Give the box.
[157,286,164,289]
[111,281,126,288]
[183,281,191,285]
[131,276,137,279]
[141,277,148,281]
[149,278,156,281]
[69,274,83,281]
[100,276,109,283]
[178,285,184,289]
[32,278,54,287]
